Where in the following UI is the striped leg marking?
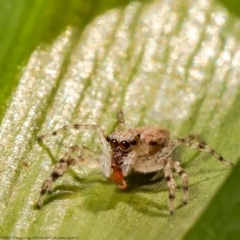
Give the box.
[163,160,176,215]
[173,135,234,167]
[117,109,126,131]
[37,145,94,209]
[163,158,189,214]
[37,124,99,140]
[172,159,189,204]
[38,124,110,158]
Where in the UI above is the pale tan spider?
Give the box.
[37,111,233,214]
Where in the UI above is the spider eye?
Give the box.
[110,139,118,149]
[119,140,130,150]
[106,136,110,142]
[130,139,137,145]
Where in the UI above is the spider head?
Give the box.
[106,131,141,152]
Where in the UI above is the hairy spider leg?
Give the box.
[38,124,107,152]
[37,124,111,208]
[37,145,97,208]
[155,135,233,167]
[117,109,126,131]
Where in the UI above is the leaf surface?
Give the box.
[0,0,240,239]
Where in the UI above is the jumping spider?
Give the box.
[37,111,234,214]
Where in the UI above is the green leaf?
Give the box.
[0,0,240,239]
[183,159,240,240]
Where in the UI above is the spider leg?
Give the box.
[133,155,188,214]
[37,124,110,156]
[155,158,189,214]
[156,135,233,166]
[38,124,111,177]
[121,151,137,176]
[163,158,190,214]
[117,109,126,130]
[163,159,176,214]
[174,135,234,166]
[37,145,101,209]
[169,158,188,204]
